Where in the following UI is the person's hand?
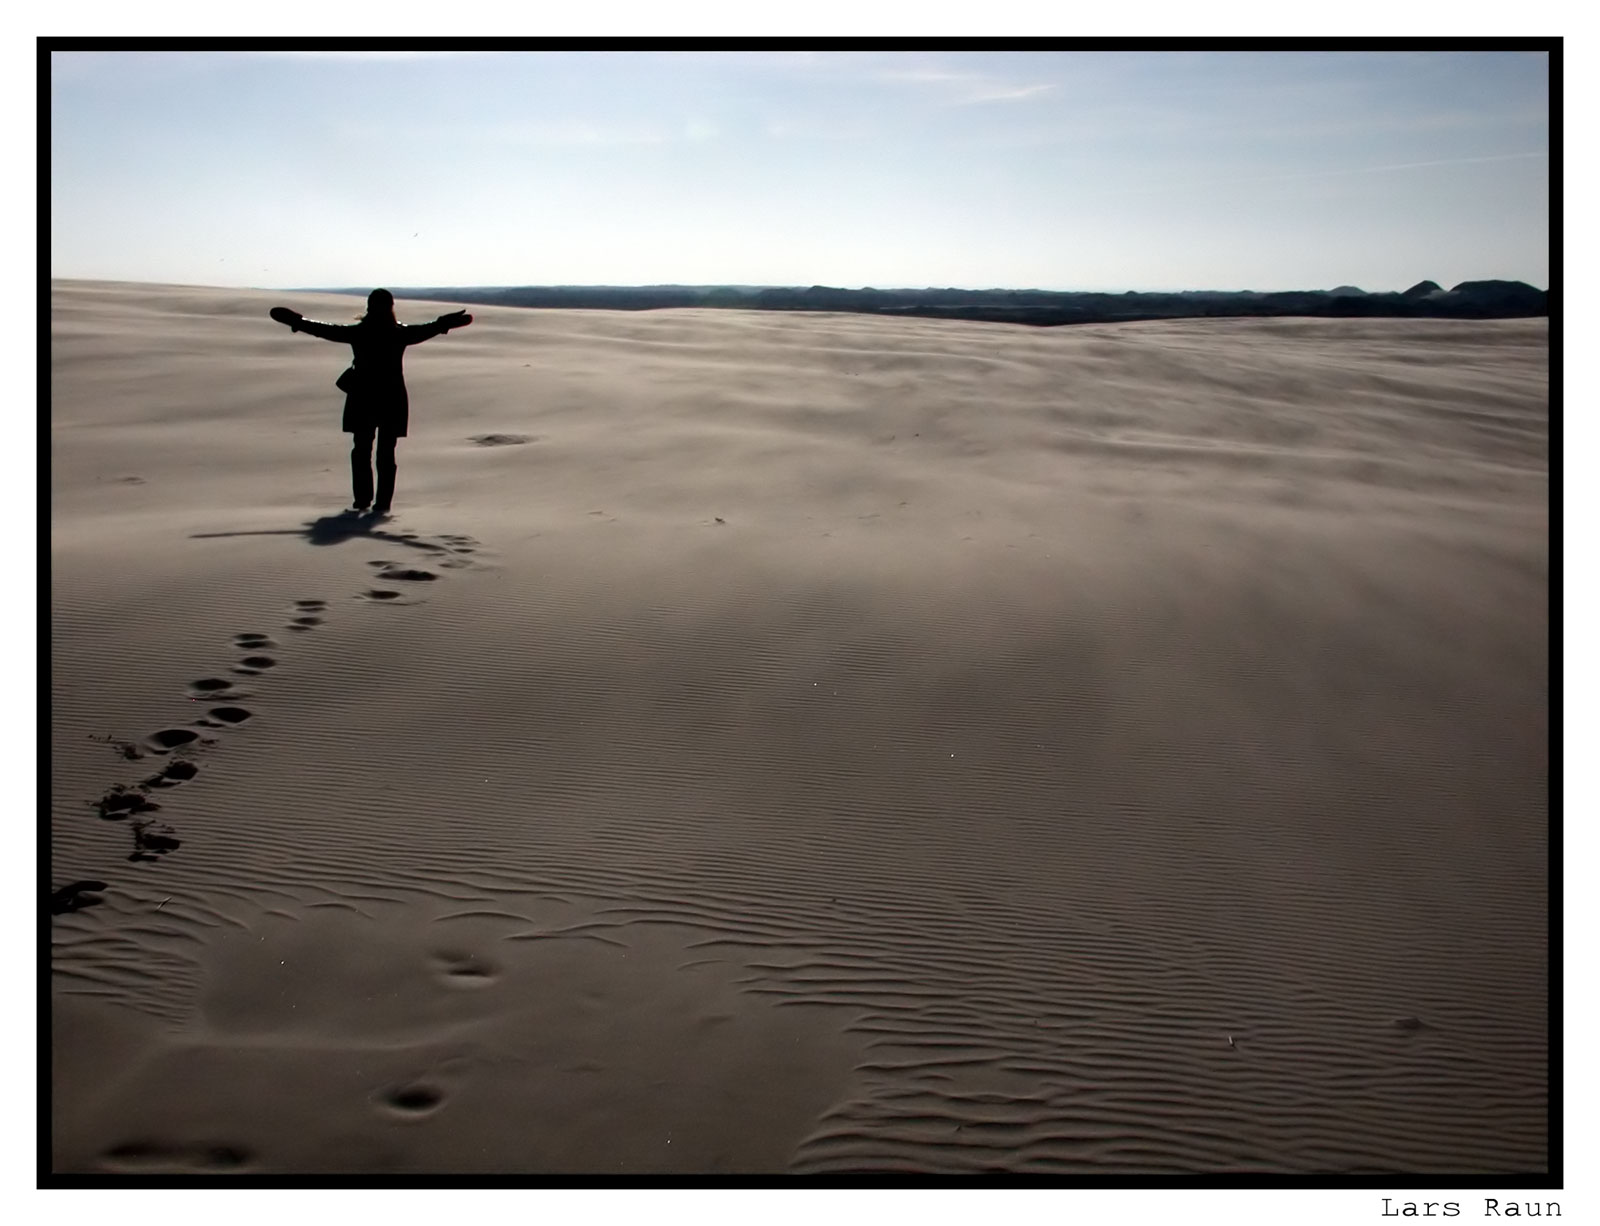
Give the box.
[269,306,303,331]
[438,310,473,331]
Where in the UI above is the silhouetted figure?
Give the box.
[270,289,472,515]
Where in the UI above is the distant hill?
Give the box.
[300,280,1549,328]
[1442,280,1549,315]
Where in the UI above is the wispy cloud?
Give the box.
[874,61,1058,106]
[962,83,1058,105]
[878,67,976,86]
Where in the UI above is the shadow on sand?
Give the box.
[191,510,442,551]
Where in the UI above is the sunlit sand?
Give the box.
[50,280,1548,1174]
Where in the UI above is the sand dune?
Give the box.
[49,280,1548,1174]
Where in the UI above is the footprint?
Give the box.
[189,678,235,694]
[363,590,401,601]
[284,602,325,631]
[92,786,160,820]
[469,433,531,446]
[206,706,252,725]
[232,634,275,649]
[431,950,500,986]
[143,759,199,788]
[101,1140,253,1170]
[200,1144,252,1169]
[129,818,180,861]
[376,567,437,582]
[88,733,146,761]
[51,880,108,915]
[379,1082,444,1116]
[144,728,202,753]
[234,655,277,674]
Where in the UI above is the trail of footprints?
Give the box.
[59,532,485,1169]
[57,531,482,912]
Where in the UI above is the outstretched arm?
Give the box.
[402,310,474,346]
[269,307,356,343]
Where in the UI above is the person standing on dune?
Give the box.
[270,289,472,516]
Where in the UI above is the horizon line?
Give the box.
[48,276,1552,297]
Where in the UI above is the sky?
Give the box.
[50,47,1550,294]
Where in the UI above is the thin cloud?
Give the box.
[878,67,980,86]
[960,83,1059,105]
[873,61,1058,106]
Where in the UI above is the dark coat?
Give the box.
[293,316,453,437]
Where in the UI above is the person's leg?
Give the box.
[350,429,375,510]
[374,432,398,512]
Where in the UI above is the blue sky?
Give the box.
[49,48,1549,292]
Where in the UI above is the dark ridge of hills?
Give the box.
[1445,280,1550,314]
[300,280,1549,328]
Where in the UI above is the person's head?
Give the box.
[361,288,397,325]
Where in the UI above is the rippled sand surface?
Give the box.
[50,280,1548,1174]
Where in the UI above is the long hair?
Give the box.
[359,288,398,326]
